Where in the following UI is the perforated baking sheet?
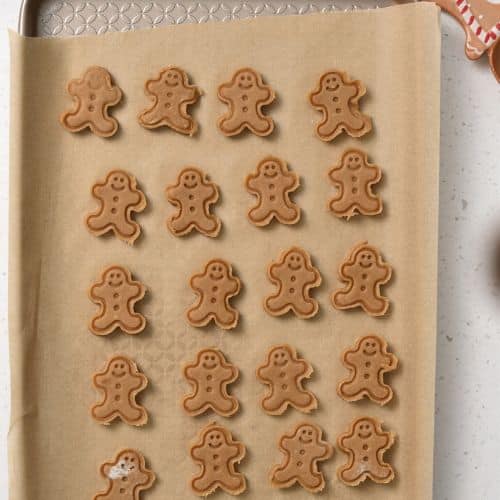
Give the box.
[20,0,416,36]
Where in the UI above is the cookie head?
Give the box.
[258,159,282,179]
[205,428,227,449]
[103,267,126,288]
[343,151,363,170]
[85,67,108,89]
[354,419,376,440]
[269,346,292,367]
[114,450,140,471]
[110,357,132,378]
[296,424,319,444]
[353,246,377,269]
[285,250,306,271]
[181,168,202,189]
[200,349,222,370]
[163,68,183,87]
[236,69,258,89]
[361,336,382,357]
[320,72,342,92]
[207,260,229,281]
[106,171,130,192]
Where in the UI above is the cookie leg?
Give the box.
[221,473,245,493]
[120,404,146,423]
[195,215,220,235]
[214,307,237,329]
[290,390,316,410]
[294,298,316,317]
[193,473,218,495]
[187,305,211,326]
[332,289,356,309]
[330,198,356,215]
[91,402,115,421]
[276,204,299,223]
[183,392,209,414]
[140,105,165,127]
[169,214,192,235]
[339,379,363,398]
[265,294,289,316]
[93,112,118,136]
[262,392,286,414]
[213,394,238,415]
[362,295,388,315]
[370,462,394,482]
[167,111,192,132]
[91,313,115,334]
[251,116,273,135]
[62,111,86,131]
[339,464,364,484]
[87,211,112,232]
[219,115,243,135]
[119,312,145,333]
[248,204,271,224]
[299,470,323,491]
[360,196,381,213]
[368,383,391,402]
[114,218,140,239]
[272,465,295,486]
[318,117,341,140]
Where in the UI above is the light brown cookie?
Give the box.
[328,149,383,219]
[332,242,392,317]
[217,68,275,137]
[309,70,372,142]
[190,422,246,496]
[139,66,201,136]
[60,66,122,138]
[91,355,148,426]
[256,344,317,415]
[93,449,155,500]
[182,348,239,417]
[337,417,395,486]
[86,170,147,245]
[187,259,241,330]
[89,265,146,336]
[270,422,333,493]
[165,167,221,237]
[264,247,322,319]
[338,335,398,406]
[245,157,300,226]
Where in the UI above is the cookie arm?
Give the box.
[256,363,273,381]
[89,282,107,300]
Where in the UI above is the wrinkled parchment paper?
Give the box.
[9,4,440,499]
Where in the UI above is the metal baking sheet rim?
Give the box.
[18,0,414,37]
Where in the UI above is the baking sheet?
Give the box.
[9,3,440,499]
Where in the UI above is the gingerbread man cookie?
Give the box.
[436,0,500,81]
[190,422,246,496]
[187,259,241,330]
[165,167,221,238]
[270,422,333,493]
[256,345,317,415]
[328,149,383,220]
[217,68,275,137]
[93,449,155,500]
[338,335,398,406]
[309,70,372,142]
[245,157,300,227]
[91,355,148,426]
[60,66,122,138]
[139,66,201,135]
[89,266,146,336]
[264,247,322,319]
[86,170,147,245]
[332,242,392,317]
[337,417,395,486]
[182,348,239,417]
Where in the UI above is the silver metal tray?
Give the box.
[19,0,414,37]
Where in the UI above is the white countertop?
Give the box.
[0,3,499,498]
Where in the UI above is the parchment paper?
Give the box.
[9,4,440,499]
